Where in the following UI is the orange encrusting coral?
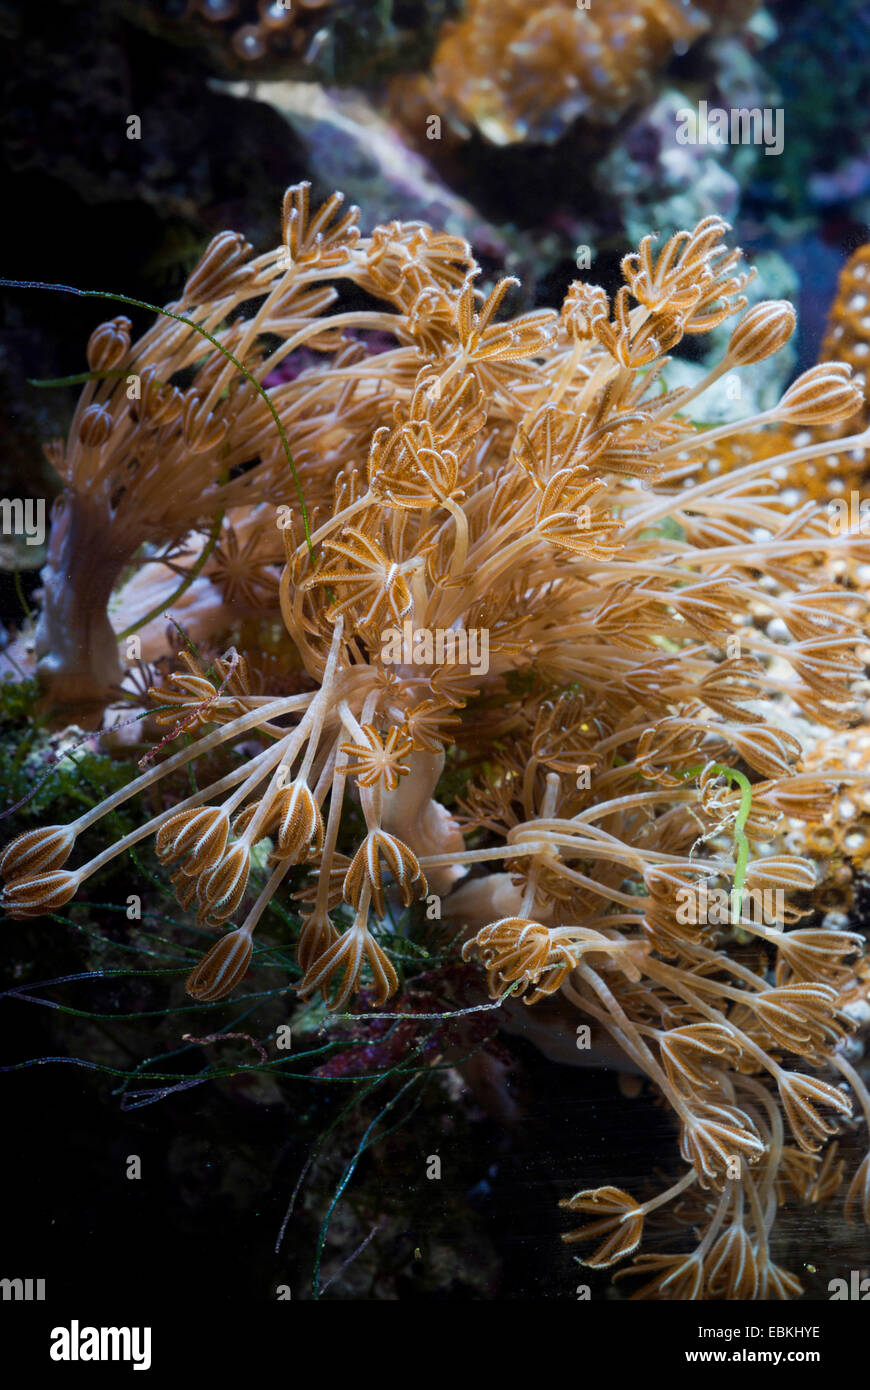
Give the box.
[819,243,870,427]
[389,0,759,146]
[703,241,870,506]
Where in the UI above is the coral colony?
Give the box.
[5,186,870,1298]
[388,0,761,145]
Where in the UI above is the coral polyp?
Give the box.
[5,187,870,1298]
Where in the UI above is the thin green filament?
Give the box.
[0,278,316,561]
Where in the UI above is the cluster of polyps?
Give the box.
[388,0,754,146]
[5,189,870,1295]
